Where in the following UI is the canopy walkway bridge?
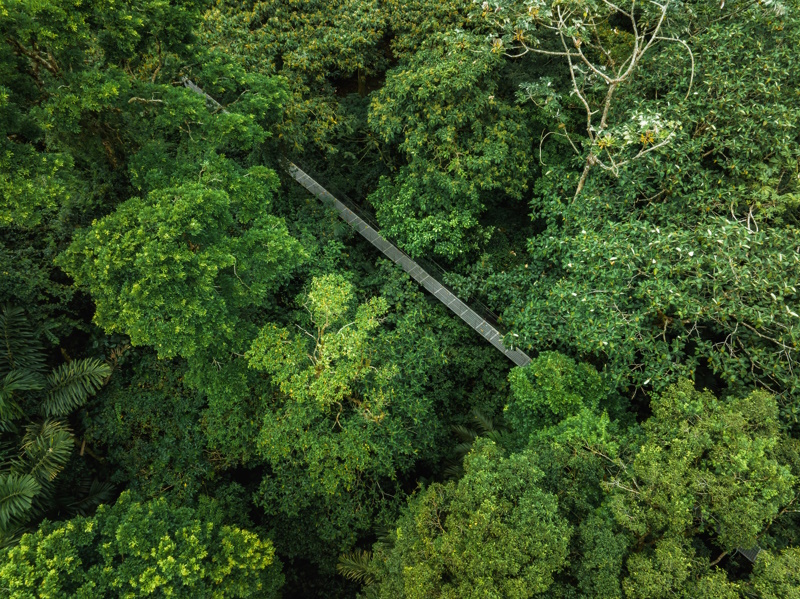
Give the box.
[183,79,531,368]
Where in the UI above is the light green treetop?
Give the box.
[59,171,303,359]
[370,439,571,599]
[0,491,284,598]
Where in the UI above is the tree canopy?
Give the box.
[2,0,800,596]
[0,491,283,598]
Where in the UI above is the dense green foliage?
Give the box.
[372,439,571,598]
[482,0,800,417]
[60,173,301,359]
[369,34,533,258]
[0,491,283,598]
[365,376,800,598]
[2,0,799,596]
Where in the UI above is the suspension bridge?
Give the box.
[183,78,531,367]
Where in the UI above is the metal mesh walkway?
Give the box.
[287,163,531,367]
[181,78,531,367]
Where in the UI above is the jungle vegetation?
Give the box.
[1,0,799,596]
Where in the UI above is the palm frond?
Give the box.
[1,369,46,395]
[451,424,478,443]
[337,550,377,586]
[0,472,40,532]
[471,408,497,435]
[0,524,27,550]
[486,429,510,446]
[0,306,45,377]
[0,439,18,465]
[374,525,395,550]
[442,461,465,480]
[41,358,112,417]
[453,442,476,457]
[445,410,512,480]
[17,420,73,486]
[1,370,46,425]
[34,320,60,346]
[67,478,116,517]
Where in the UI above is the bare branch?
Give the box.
[503,45,577,59]
[557,7,594,142]
[6,37,59,77]
[128,97,164,105]
[595,131,677,173]
[602,0,633,18]
[574,44,614,85]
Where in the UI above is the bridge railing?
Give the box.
[179,78,524,355]
[288,160,518,346]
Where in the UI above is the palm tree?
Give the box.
[0,306,113,545]
[442,408,511,479]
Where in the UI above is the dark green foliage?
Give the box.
[531,371,798,598]
[0,0,206,331]
[574,509,630,599]
[752,548,800,599]
[0,307,111,544]
[60,178,303,359]
[443,408,511,479]
[614,380,794,552]
[352,356,796,598]
[0,307,46,376]
[18,421,74,487]
[87,353,213,500]
[506,351,608,437]
[55,66,303,361]
[337,549,377,586]
[486,0,800,415]
[246,273,440,558]
[64,476,116,518]
[382,0,473,59]
[0,371,40,425]
[368,33,533,259]
[191,356,265,468]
